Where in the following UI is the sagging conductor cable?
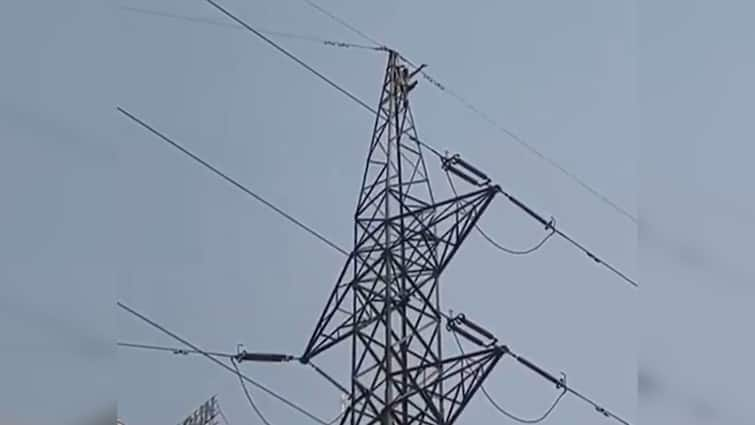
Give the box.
[117,301,330,425]
[496,184,638,287]
[231,357,274,425]
[447,312,631,425]
[508,350,631,425]
[118,329,347,415]
[445,168,556,256]
[442,152,638,288]
[449,329,566,424]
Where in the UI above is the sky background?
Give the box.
[639,1,755,423]
[0,1,750,425]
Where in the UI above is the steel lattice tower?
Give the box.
[301,51,504,425]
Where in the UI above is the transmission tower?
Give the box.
[300,50,503,425]
[117,22,633,424]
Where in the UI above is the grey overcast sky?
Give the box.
[640,1,755,424]
[1,1,751,425]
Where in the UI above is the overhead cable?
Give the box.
[116,106,349,257]
[494,183,638,287]
[200,0,446,161]
[450,330,565,424]
[508,350,631,425]
[301,0,638,226]
[476,226,555,255]
[448,315,631,425]
[120,5,382,51]
[302,0,382,47]
[119,103,635,287]
[443,163,637,287]
[481,385,566,424]
[494,183,637,287]
[116,301,330,425]
[197,0,637,288]
[231,357,274,425]
[217,405,232,425]
[445,170,555,255]
[117,341,236,358]
[203,0,380,116]
[418,66,638,225]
